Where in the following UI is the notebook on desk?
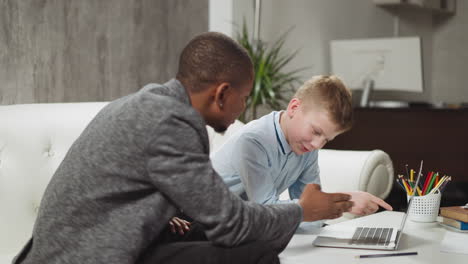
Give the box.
[313,161,424,251]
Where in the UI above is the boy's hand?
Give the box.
[344,191,393,216]
[169,217,191,235]
[298,184,353,221]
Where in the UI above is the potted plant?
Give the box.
[236,23,305,122]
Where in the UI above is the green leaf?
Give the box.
[235,22,307,121]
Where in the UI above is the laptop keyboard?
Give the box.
[349,227,393,246]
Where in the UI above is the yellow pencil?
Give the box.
[416,186,422,196]
[402,179,411,195]
[429,175,447,194]
[436,175,447,189]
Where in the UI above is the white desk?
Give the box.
[280,211,468,263]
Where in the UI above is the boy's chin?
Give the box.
[292,148,305,155]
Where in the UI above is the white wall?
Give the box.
[231,0,467,105]
[432,0,468,104]
[209,0,233,37]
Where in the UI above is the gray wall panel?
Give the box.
[0,0,208,104]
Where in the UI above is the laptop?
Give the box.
[313,160,424,251]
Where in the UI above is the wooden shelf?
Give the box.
[374,0,456,15]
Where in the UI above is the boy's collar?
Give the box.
[273,111,292,155]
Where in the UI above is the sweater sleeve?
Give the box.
[145,114,302,250]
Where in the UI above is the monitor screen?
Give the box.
[330,37,423,93]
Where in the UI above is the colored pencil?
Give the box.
[425,172,438,195]
[355,252,418,258]
[421,171,434,195]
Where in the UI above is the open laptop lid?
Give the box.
[398,160,423,232]
[394,160,423,250]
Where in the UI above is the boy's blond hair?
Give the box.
[294,75,353,131]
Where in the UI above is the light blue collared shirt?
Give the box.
[211,111,320,204]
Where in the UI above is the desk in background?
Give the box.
[325,107,468,211]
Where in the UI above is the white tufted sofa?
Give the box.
[0,102,394,263]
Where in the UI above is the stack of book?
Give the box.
[439,205,468,231]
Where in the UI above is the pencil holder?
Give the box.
[407,192,441,222]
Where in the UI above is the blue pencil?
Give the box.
[396,178,406,191]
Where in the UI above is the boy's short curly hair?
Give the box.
[294,75,353,131]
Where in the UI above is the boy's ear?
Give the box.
[287,98,301,117]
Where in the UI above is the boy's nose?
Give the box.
[308,141,319,150]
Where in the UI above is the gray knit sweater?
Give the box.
[15,79,302,264]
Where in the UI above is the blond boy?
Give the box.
[211,75,392,220]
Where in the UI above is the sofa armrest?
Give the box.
[318,149,394,223]
[318,149,394,199]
